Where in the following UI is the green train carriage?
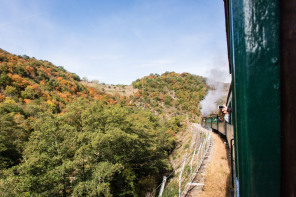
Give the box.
[202,0,296,196]
[224,0,296,196]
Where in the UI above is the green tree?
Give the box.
[21,86,36,99]
[0,102,28,170]
[4,86,18,97]
[0,73,11,88]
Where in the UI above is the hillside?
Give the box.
[0,49,210,196]
[0,49,129,110]
[131,72,209,120]
[0,49,178,196]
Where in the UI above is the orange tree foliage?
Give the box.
[0,48,126,112]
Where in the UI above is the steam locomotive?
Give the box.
[202,1,296,196]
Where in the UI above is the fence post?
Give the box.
[190,145,197,183]
[158,176,167,197]
[179,156,187,197]
[195,143,202,172]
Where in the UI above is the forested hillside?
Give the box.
[0,49,208,196]
[0,49,131,109]
[132,72,209,120]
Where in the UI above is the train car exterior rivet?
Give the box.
[271,57,278,64]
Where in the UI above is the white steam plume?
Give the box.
[200,68,230,116]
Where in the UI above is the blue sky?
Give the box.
[0,0,230,84]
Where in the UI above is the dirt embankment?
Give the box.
[99,84,137,96]
[169,121,195,172]
[82,81,138,97]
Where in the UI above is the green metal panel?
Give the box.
[212,116,218,130]
[206,117,212,128]
[228,0,240,184]
[229,0,281,196]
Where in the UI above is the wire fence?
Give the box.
[148,124,212,197]
[148,170,175,197]
[178,126,212,197]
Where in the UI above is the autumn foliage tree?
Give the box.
[0,49,182,196]
[0,49,210,196]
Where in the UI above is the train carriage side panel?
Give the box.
[206,117,212,128]
[226,0,281,196]
[211,115,218,131]
[218,120,226,135]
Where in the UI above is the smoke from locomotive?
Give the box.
[200,68,229,116]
